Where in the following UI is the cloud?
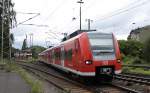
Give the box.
[12,0,150,48]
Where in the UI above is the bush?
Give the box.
[119,40,144,58]
[31,46,46,59]
[132,57,142,64]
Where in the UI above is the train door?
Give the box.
[61,46,65,67]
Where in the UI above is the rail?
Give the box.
[115,74,150,85]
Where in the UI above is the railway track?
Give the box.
[16,62,141,93]
[115,74,150,85]
[16,62,92,93]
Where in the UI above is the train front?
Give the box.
[85,32,122,79]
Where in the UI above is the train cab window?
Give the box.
[88,32,115,60]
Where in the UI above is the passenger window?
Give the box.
[52,51,55,60]
[68,49,72,60]
[55,52,60,60]
[65,49,72,61]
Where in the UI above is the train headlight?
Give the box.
[85,60,92,65]
[117,59,121,63]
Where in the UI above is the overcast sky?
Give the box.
[12,0,150,49]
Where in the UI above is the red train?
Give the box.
[39,31,122,80]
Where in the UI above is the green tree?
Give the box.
[22,39,27,50]
[0,0,16,58]
[31,46,46,59]
[119,40,143,57]
[143,38,150,63]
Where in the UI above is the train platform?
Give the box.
[0,70,30,93]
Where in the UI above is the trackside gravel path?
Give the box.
[0,70,31,93]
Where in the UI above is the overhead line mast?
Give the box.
[86,19,93,30]
[77,0,84,30]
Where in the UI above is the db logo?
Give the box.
[103,61,108,65]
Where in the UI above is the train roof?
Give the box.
[62,29,96,41]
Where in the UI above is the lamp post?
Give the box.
[77,0,84,30]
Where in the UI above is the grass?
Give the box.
[62,90,71,93]
[0,59,43,93]
[123,67,150,75]
[0,59,8,65]
[28,58,39,63]
[16,66,43,93]
[122,55,150,65]
[122,56,133,65]
[122,56,150,75]
[16,58,39,63]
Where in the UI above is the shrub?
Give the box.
[119,40,144,58]
[132,57,142,64]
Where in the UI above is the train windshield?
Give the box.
[88,32,115,60]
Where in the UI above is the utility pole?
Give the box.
[29,34,31,47]
[8,0,12,62]
[77,0,84,30]
[29,33,33,61]
[26,34,27,47]
[85,19,93,30]
[31,33,33,47]
[29,33,33,47]
[1,0,5,63]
